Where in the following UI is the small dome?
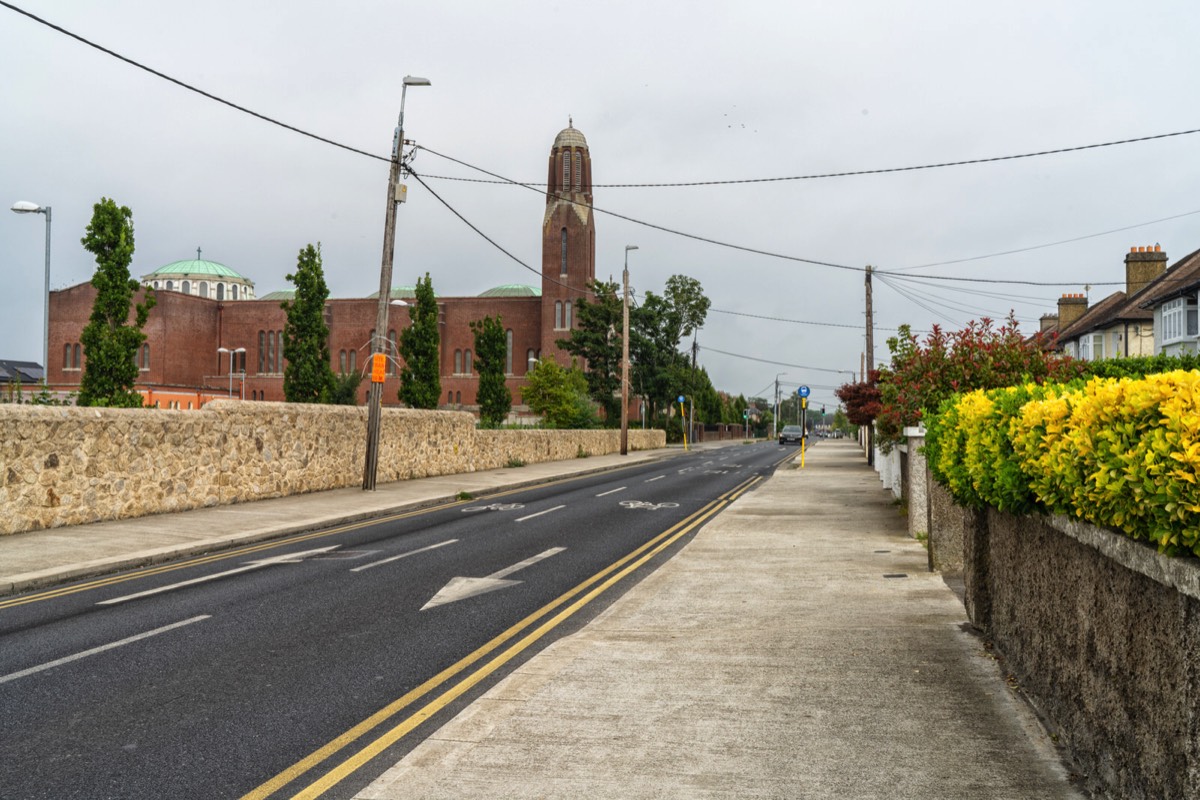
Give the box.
[554,124,588,150]
[368,285,429,300]
[478,284,541,298]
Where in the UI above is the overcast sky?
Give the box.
[4,1,1199,407]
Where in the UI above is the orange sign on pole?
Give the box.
[371,353,387,383]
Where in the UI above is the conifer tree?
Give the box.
[470,315,511,427]
[398,273,441,408]
[78,198,155,407]
[281,243,335,403]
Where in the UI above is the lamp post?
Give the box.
[364,76,430,491]
[773,372,787,441]
[217,347,245,398]
[620,245,638,455]
[11,201,51,383]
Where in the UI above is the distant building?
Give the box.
[0,359,44,386]
[46,122,598,412]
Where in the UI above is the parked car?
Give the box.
[779,425,805,445]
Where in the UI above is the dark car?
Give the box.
[779,425,805,445]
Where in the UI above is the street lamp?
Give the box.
[217,347,245,398]
[11,201,51,383]
[620,245,638,456]
[364,76,430,491]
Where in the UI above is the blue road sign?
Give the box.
[677,395,685,403]
[798,386,811,398]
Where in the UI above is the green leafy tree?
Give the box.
[78,198,155,407]
[470,315,511,427]
[524,357,597,428]
[281,243,336,403]
[398,273,441,408]
[328,370,363,405]
[558,280,623,424]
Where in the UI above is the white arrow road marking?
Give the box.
[96,546,341,606]
[421,547,566,610]
[515,505,565,522]
[351,540,457,573]
[595,486,627,497]
[0,615,211,685]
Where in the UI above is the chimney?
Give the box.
[1126,244,1168,298]
[1039,313,1059,333]
[1057,293,1088,330]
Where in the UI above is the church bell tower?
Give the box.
[541,120,596,361]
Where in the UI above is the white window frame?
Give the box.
[1162,298,1185,344]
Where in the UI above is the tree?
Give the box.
[281,243,336,403]
[398,273,441,408]
[523,357,597,428]
[557,280,623,424]
[664,274,711,358]
[78,198,155,407]
[328,370,363,405]
[470,315,511,427]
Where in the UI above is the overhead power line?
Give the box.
[420,126,1200,187]
[0,0,388,163]
[8,0,1193,291]
[699,345,858,375]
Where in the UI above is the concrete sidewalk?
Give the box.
[0,444,702,596]
[355,440,1082,799]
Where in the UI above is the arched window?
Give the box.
[181,280,190,295]
[456,391,461,405]
[339,350,346,374]
[231,284,239,300]
[563,152,570,187]
[505,329,513,374]
[349,350,357,372]
[165,280,174,292]
[560,228,568,275]
[141,344,150,370]
[448,390,453,405]
[454,350,462,374]
[258,331,265,373]
[217,283,225,301]
[199,281,208,298]
[63,343,71,369]
[555,301,563,329]
[526,349,535,372]
[73,344,80,369]
[564,300,572,329]
[153,281,160,290]
[574,152,581,189]
[464,350,473,374]
[267,331,275,373]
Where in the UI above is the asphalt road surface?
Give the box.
[0,441,800,799]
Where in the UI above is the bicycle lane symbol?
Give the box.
[619,500,680,511]
[461,502,526,513]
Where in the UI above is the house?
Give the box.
[0,359,44,386]
[1137,246,1200,355]
[1053,246,1167,360]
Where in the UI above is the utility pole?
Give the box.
[864,265,875,465]
[690,335,698,445]
[363,76,430,490]
[620,245,637,455]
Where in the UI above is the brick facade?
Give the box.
[45,124,599,414]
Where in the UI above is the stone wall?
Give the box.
[948,498,1200,799]
[0,401,665,535]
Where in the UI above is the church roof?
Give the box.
[144,257,248,282]
[478,284,541,298]
[554,124,588,150]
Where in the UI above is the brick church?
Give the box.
[46,122,597,413]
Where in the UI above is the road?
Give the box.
[0,441,800,799]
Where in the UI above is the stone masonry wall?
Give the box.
[942,495,1200,800]
[0,402,664,535]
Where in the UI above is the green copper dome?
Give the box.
[478,284,541,298]
[368,286,432,300]
[144,258,248,281]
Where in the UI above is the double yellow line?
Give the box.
[244,474,761,800]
